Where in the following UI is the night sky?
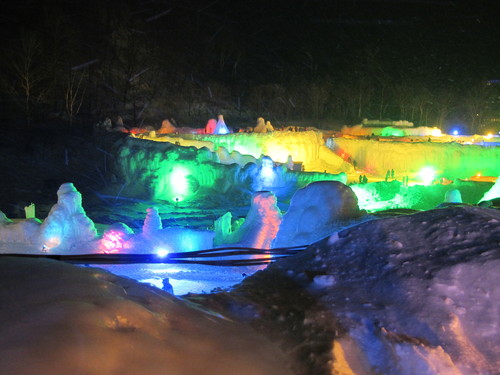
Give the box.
[0,0,499,129]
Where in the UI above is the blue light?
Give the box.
[156,248,169,258]
[452,130,459,136]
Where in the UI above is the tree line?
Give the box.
[0,0,498,133]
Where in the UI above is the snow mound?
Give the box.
[273,180,362,247]
[0,257,290,375]
[209,206,499,375]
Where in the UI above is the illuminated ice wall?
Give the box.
[114,137,346,203]
[331,138,500,179]
[161,131,353,174]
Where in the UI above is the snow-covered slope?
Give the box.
[0,257,290,375]
[197,206,500,375]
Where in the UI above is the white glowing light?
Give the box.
[430,128,442,137]
[418,167,436,186]
[156,248,169,258]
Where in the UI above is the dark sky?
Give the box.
[1,0,499,127]
[2,0,498,78]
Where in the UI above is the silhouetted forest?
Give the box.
[0,0,499,132]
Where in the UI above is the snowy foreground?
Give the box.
[0,257,290,375]
[1,205,498,374]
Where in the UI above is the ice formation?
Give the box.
[273,180,362,247]
[0,183,97,253]
[254,117,274,133]
[214,114,230,135]
[39,183,97,251]
[214,191,281,248]
[444,188,463,203]
[204,118,217,134]
[142,207,163,235]
[157,119,176,134]
[479,175,500,203]
[341,122,442,137]
[330,137,500,179]
[114,136,347,202]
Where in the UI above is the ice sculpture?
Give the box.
[158,119,176,134]
[143,207,163,235]
[273,180,362,247]
[252,156,277,191]
[214,114,230,135]
[254,117,274,133]
[39,183,97,251]
[479,175,500,203]
[444,189,463,203]
[214,191,281,249]
[205,118,217,134]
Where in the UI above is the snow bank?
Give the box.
[273,180,363,247]
[0,257,291,375]
[205,206,500,374]
[331,138,500,179]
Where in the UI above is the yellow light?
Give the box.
[430,128,442,137]
[485,133,493,139]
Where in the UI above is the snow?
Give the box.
[273,180,363,248]
[0,257,290,375]
[199,206,499,374]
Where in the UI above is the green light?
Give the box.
[418,167,436,186]
[381,127,405,137]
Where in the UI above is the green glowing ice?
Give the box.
[381,127,405,137]
[170,166,190,202]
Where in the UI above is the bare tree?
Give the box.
[65,70,87,127]
[6,33,52,127]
